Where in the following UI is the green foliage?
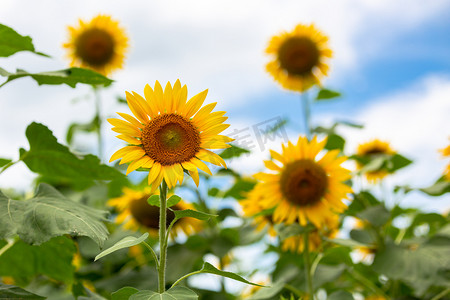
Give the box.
[177,262,264,288]
[316,88,341,101]
[66,116,100,145]
[0,237,76,285]
[0,158,12,168]
[0,283,45,299]
[224,177,256,200]
[420,178,450,196]
[147,195,181,208]
[130,287,198,300]
[219,144,251,159]
[20,122,124,190]
[327,290,354,300]
[95,233,149,261]
[372,238,450,296]
[352,153,412,174]
[0,67,113,88]
[0,23,48,57]
[0,183,108,246]
[112,287,140,300]
[172,208,217,221]
[357,205,390,227]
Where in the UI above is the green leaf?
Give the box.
[316,88,341,100]
[420,179,450,196]
[328,290,354,300]
[224,178,256,200]
[20,122,124,190]
[313,264,346,288]
[277,223,314,240]
[147,195,181,208]
[0,237,76,285]
[0,67,113,88]
[357,205,390,227]
[324,134,345,151]
[372,241,450,296]
[388,154,412,172]
[247,281,284,299]
[0,23,48,57]
[208,187,220,197]
[219,144,250,159]
[349,229,376,245]
[0,283,46,299]
[0,183,108,246]
[327,238,367,248]
[173,209,217,221]
[146,195,160,206]
[95,233,149,261]
[130,287,198,300]
[194,262,263,287]
[0,158,12,168]
[112,287,139,300]
[66,116,99,145]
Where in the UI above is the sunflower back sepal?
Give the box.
[147,195,181,208]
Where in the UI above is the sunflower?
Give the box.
[282,215,338,253]
[353,218,377,261]
[255,136,352,229]
[108,187,202,238]
[265,23,332,92]
[357,139,396,183]
[440,143,450,181]
[63,14,129,76]
[240,184,277,237]
[108,80,232,191]
[365,296,387,300]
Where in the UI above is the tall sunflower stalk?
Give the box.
[265,23,334,298]
[108,80,232,291]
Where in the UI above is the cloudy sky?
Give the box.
[0,0,449,210]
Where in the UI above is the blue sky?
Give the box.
[0,0,449,211]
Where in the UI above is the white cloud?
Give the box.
[334,74,450,211]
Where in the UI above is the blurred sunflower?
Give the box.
[108,80,232,191]
[240,185,276,237]
[255,136,352,229]
[266,23,332,92]
[365,296,387,300]
[63,14,129,76]
[440,143,450,180]
[357,139,395,183]
[108,187,202,238]
[353,218,377,260]
[282,215,339,253]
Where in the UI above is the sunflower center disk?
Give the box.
[278,37,320,76]
[75,28,115,66]
[142,114,200,166]
[280,159,328,207]
[129,196,176,229]
[363,148,386,155]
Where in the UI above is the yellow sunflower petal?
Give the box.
[183,89,208,118]
[196,149,227,168]
[116,134,142,145]
[126,156,151,175]
[119,147,146,164]
[110,146,140,162]
[125,92,148,123]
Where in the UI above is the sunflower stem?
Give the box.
[93,86,103,160]
[301,91,312,140]
[303,231,315,300]
[158,180,168,293]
